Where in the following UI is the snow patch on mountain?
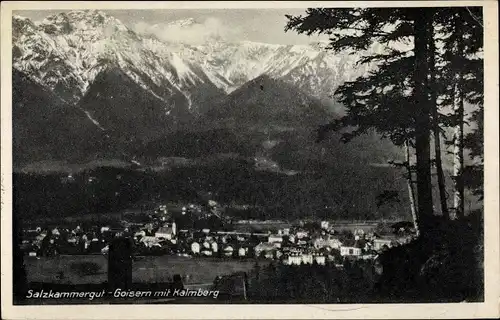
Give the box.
[12,11,223,111]
[13,10,385,113]
[84,110,106,131]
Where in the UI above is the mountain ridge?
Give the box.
[12,69,113,165]
[12,10,401,172]
[12,11,225,113]
[203,74,335,128]
[12,10,381,107]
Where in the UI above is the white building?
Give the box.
[301,253,314,264]
[141,236,160,248]
[201,249,213,256]
[191,242,200,254]
[320,221,330,230]
[208,200,218,207]
[172,221,177,236]
[155,226,174,240]
[313,237,342,250]
[314,255,326,265]
[238,247,246,257]
[296,231,309,239]
[211,241,218,253]
[268,234,283,243]
[340,246,362,257]
[373,238,393,251]
[287,253,302,265]
[100,226,110,233]
[286,253,314,265]
[224,246,234,257]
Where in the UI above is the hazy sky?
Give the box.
[15,9,329,45]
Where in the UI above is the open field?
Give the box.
[24,255,107,284]
[24,255,260,285]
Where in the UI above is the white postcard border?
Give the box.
[1,1,498,319]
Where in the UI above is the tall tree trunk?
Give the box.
[429,22,450,219]
[413,9,434,234]
[452,13,465,219]
[405,140,419,237]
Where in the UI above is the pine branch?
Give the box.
[465,7,484,27]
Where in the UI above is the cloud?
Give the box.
[133,17,240,44]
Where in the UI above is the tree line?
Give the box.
[286,7,484,239]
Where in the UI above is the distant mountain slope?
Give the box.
[11,10,403,172]
[203,74,334,128]
[189,39,382,104]
[12,70,110,165]
[77,67,176,145]
[137,128,260,162]
[11,11,401,165]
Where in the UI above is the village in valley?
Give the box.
[20,198,416,268]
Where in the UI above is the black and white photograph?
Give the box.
[1,1,499,318]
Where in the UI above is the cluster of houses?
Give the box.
[20,204,415,267]
[226,225,413,266]
[20,224,123,257]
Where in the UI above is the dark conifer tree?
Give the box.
[434,7,484,213]
[286,8,435,235]
[285,6,483,227]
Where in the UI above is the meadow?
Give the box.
[24,255,260,285]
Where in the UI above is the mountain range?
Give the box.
[11,9,415,220]
[12,10,390,166]
[12,10,379,110]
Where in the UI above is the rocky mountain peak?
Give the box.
[12,10,382,122]
[165,17,199,28]
[39,10,128,35]
[12,15,38,40]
